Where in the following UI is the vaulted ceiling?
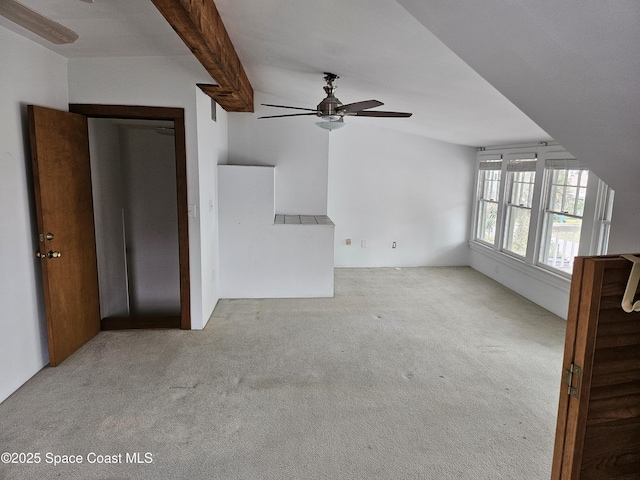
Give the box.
[397,0,640,208]
[0,0,551,146]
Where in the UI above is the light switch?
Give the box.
[188,204,197,218]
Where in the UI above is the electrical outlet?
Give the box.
[346,238,351,245]
[361,240,367,248]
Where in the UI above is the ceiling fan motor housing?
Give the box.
[317,85,344,120]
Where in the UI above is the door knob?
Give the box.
[47,251,61,259]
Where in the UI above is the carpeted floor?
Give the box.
[0,267,567,480]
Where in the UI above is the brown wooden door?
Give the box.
[551,255,640,479]
[28,105,100,366]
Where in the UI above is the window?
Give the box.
[476,158,502,245]
[471,145,614,279]
[539,163,588,274]
[503,159,536,257]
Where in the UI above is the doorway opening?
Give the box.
[70,104,190,330]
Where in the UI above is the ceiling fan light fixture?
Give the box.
[316,119,345,131]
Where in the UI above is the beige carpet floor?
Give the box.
[0,267,567,479]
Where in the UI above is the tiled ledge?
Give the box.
[274,215,334,226]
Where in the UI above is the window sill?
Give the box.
[469,241,571,293]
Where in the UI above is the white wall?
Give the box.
[120,127,181,315]
[0,27,69,404]
[328,123,476,267]
[227,92,330,215]
[609,191,640,254]
[195,89,228,323]
[68,55,224,329]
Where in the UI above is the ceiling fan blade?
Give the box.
[351,111,413,118]
[0,0,79,44]
[258,113,319,119]
[261,103,319,112]
[339,100,383,113]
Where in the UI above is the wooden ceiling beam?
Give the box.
[150,0,254,112]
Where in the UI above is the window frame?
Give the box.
[474,156,503,247]
[537,161,589,276]
[501,157,537,259]
[596,185,615,256]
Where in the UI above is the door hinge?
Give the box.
[563,363,581,398]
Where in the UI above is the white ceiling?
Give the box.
[1,0,552,146]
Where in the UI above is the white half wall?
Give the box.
[469,245,571,319]
[0,27,69,404]
[227,91,330,215]
[218,165,334,298]
[328,123,476,267]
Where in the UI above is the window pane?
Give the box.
[481,170,501,201]
[477,201,498,244]
[503,167,535,256]
[476,166,501,245]
[504,206,531,256]
[579,170,588,187]
[482,180,496,200]
[575,186,588,216]
[564,186,578,214]
[511,180,520,203]
[509,171,535,208]
[550,185,563,211]
[546,169,589,216]
[539,216,582,274]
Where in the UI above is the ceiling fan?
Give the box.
[258,73,412,131]
[0,0,87,45]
